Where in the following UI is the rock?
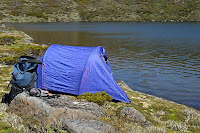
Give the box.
[8,92,106,127]
[41,95,106,117]
[120,107,146,123]
[64,119,115,133]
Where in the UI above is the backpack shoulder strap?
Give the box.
[18,56,42,64]
[18,59,42,64]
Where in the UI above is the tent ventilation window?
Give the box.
[103,55,108,64]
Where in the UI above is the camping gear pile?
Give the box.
[2,44,130,104]
[1,56,49,104]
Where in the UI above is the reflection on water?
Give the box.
[8,22,200,110]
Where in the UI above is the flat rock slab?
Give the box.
[64,119,115,133]
[8,92,107,127]
[41,95,106,117]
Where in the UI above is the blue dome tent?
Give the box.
[37,44,130,103]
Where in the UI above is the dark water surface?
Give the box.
[8,22,200,110]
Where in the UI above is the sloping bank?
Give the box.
[0,0,200,22]
[0,26,200,133]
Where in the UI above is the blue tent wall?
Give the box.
[37,44,130,103]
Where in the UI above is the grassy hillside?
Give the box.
[0,0,199,22]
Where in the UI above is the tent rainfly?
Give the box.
[37,44,131,103]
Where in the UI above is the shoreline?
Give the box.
[0,25,199,111]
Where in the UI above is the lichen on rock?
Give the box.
[120,107,146,123]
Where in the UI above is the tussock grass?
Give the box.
[183,108,200,127]
[0,104,28,132]
[165,120,188,132]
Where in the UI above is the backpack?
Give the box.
[1,56,42,104]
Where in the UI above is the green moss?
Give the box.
[24,45,49,57]
[46,125,55,133]
[148,104,186,122]
[0,66,12,92]
[0,56,18,65]
[77,91,112,106]
[0,36,15,45]
[0,113,5,118]
[46,123,66,133]
[188,126,200,133]
[0,45,49,65]
[0,66,13,75]
[22,114,39,131]
[160,113,182,122]
[0,122,19,132]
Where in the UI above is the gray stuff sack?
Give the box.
[29,88,49,97]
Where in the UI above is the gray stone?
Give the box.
[41,95,106,117]
[8,92,106,127]
[120,107,146,123]
[64,119,115,133]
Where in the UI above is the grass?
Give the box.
[0,122,18,133]
[0,0,200,22]
[0,66,12,92]
[0,35,15,45]
[76,91,112,106]
[0,26,49,65]
[0,104,27,132]
[0,45,48,65]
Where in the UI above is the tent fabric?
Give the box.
[37,44,131,103]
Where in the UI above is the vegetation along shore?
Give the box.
[0,0,200,22]
[0,26,200,132]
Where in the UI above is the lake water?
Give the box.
[8,22,200,110]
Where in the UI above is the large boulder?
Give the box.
[64,119,115,133]
[120,107,146,123]
[7,92,108,129]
